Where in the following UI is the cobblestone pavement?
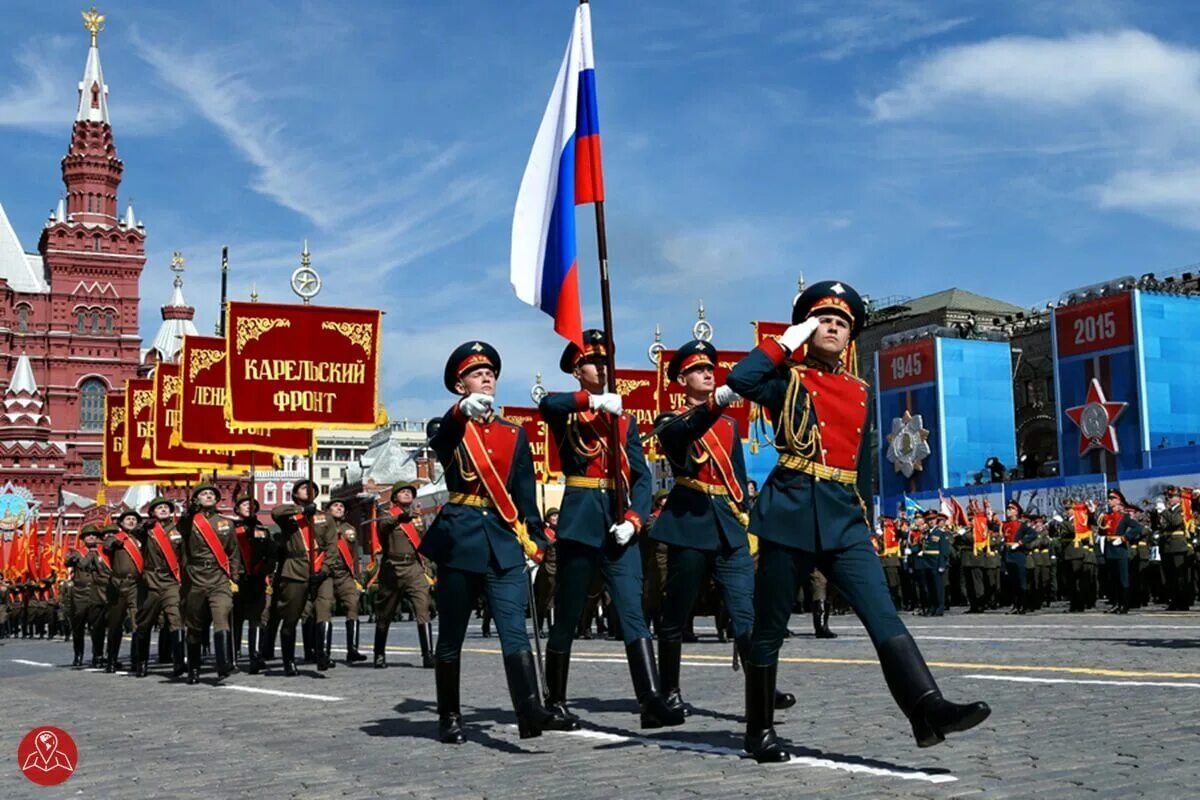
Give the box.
[1,607,1198,799]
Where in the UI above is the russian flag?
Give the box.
[511,2,603,348]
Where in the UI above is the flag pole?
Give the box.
[580,0,625,522]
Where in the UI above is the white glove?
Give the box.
[588,392,623,415]
[525,557,538,572]
[610,520,636,546]
[459,392,493,420]
[1051,514,1063,524]
[779,317,821,353]
[713,384,740,407]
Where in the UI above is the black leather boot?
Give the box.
[315,621,335,671]
[281,629,298,676]
[543,648,581,729]
[72,628,85,667]
[435,659,466,744]
[821,603,837,638]
[186,641,202,685]
[373,623,389,668]
[214,629,232,679]
[246,624,265,674]
[735,636,795,710]
[91,630,105,669]
[504,651,558,739]
[418,622,436,669]
[743,662,789,763]
[625,638,685,729]
[261,619,278,661]
[134,631,150,678]
[658,639,690,716]
[158,625,172,664]
[813,602,836,638]
[345,620,368,663]
[301,618,315,662]
[172,630,187,678]
[878,634,991,747]
[325,620,337,668]
[104,631,123,673]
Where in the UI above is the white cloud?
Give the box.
[871,29,1200,228]
[779,1,970,61]
[871,30,1200,123]
[637,219,796,292]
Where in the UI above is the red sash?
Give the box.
[695,415,745,504]
[293,513,320,573]
[544,525,557,544]
[192,513,232,578]
[337,537,357,578]
[115,532,145,573]
[398,520,422,552]
[96,548,111,569]
[151,523,181,581]
[462,421,521,525]
[1002,520,1021,545]
[577,410,632,490]
[235,526,259,576]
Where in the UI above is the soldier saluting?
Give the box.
[372,481,435,669]
[727,280,989,762]
[179,484,243,683]
[417,341,564,744]
[651,338,794,715]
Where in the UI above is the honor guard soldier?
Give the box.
[103,508,146,673]
[269,478,326,676]
[179,484,244,683]
[373,481,435,669]
[64,525,104,667]
[320,499,368,665]
[1002,502,1038,614]
[1098,490,1142,614]
[727,280,989,762]
[652,339,796,715]
[1160,487,1193,610]
[232,494,274,674]
[132,497,185,678]
[874,519,903,610]
[918,512,950,616]
[538,330,682,730]
[418,341,564,743]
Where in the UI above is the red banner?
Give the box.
[615,368,659,457]
[153,363,267,471]
[180,335,312,454]
[752,321,788,348]
[104,393,194,486]
[655,348,753,441]
[225,301,383,429]
[1183,490,1194,534]
[1071,502,1092,545]
[1054,293,1134,358]
[499,405,559,482]
[878,338,935,390]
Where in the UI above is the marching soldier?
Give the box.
[651,339,795,714]
[538,329,682,731]
[232,494,274,674]
[318,498,367,665]
[639,493,669,636]
[103,508,145,673]
[534,506,560,635]
[1002,501,1037,614]
[373,481,435,669]
[1160,487,1193,610]
[874,519,903,610]
[727,280,988,762]
[985,523,1004,609]
[64,525,103,667]
[269,478,325,676]
[418,341,563,743]
[132,497,185,678]
[179,484,243,683]
[919,512,950,616]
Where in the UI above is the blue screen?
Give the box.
[937,339,1017,488]
[1137,292,1200,450]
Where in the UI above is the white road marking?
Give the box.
[221,685,343,702]
[10,659,54,667]
[554,728,956,783]
[912,636,1049,642]
[905,623,1200,631]
[571,657,727,667]
[962,674,1200,689]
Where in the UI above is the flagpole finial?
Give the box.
[648,323,665,365]
[693,300,713,342]
[797,271,806,293]
[82,6,105,47]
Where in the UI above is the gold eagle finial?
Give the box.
[82,7,106,46]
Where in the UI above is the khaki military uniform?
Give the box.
[375,511,432,625]
[181,508,243,638]
[1160,504,1193,609]
[317,518,362,623]
[103,531,145,667]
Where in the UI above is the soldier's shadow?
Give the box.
[360,698,542,755]
[568,696,743,724]
[1087,637,1200,649]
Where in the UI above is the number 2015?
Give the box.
[1073,312,1116,345]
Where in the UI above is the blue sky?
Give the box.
[3,1,1200,419]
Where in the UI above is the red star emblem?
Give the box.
[1064,378,1127,456]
